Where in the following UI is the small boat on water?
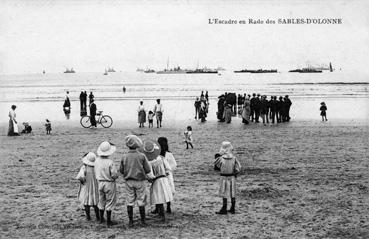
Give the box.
[103,69,108,75]
[234,69,277,73]
[64,68,75,73]
[144,68,155,73]
[107,67,116,73]
[136,68,144,72]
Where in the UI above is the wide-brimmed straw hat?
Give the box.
[139,140,161,161]
[97,141,116,156]
[125,135,143,149]
[82,152,96,166]
[219,141,233,155]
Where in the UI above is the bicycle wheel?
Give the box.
[100,115,113,128]
[80,116,92,128]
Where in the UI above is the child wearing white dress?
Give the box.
[157,137,177,213]
[141,140,173,222]
[184,126,193,149]
[76,152,100,221]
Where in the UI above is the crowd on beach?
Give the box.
[216,92,293,125]
[7,89,331,136]
[75,134,241,227]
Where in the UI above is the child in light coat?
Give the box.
[76,152,100,221]
[214,141,241,215]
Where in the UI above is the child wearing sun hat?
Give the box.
[214,141,241,215]
[141,140,173,222]
[120,135,153,227]
[94,141,119,227]
[76,152,100,221]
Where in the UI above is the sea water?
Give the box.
[0,71,368,124]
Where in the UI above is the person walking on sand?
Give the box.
[76,152,100,222]
[320,102,328,121]
[217,94,226,122]
[141,140,173,222]
[120,135,153,227]
[154,99,164,128]
[184,126,193,149]
[214,141,241,215]
[8,105,20,136]
[94,141,118,227]
[137,100,146,128]
[224,103,232,123]
[250,93,256,122]
[157,137,177,213]
[194,97,201,120]
[199,96,208,122]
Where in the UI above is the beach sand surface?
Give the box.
[1,119,369,238]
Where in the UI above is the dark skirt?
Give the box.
[138,110,146,123]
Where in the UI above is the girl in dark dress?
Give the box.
[320,102,327,121]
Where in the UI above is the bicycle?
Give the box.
[80,111,113,128]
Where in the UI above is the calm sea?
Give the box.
[0,71,368,124]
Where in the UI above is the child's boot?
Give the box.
[166,202,172,213]
[84,205,91,221]
[93,206,100,221]
[106,210,117,227]
[216,198,228,214]
[158,204,165,222]
[228,197,236,214]
[139,206,147,226]
[99,209,105,223]
[151,204,158,214]
[127,206,134,227]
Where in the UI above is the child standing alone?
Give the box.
[214,141,241,215]
[184,126,193,149]
[45,119,51,134]
[76,152,100,221]
[320,102,328,121]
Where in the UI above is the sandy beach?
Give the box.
[1,119,368,238]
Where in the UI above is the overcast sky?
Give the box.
[1,0,368,74]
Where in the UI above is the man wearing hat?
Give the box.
[120,135,152,227]
[94,141,118,227]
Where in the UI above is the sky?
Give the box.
[0,0,368,74]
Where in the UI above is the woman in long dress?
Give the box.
[8,105,19,136]
[241,96,251,124]
[137,100,146,127]
[199,97,207,122]
[224,104,232,123]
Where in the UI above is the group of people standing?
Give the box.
[137,99,164,128]
[79,91,95,117]
[194,91,209,122]
[217,93,292,125]
[76,135,176,227]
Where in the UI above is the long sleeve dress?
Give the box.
[148,156,173,205]
[163,152,177,194]
[8,110,19,136]
[76,165,99,206]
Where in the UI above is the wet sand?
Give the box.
[1,119,369,238]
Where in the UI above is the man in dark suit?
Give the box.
[90,99,97,127]
[284,95,292,122]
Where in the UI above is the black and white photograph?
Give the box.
[1,0,368,238]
